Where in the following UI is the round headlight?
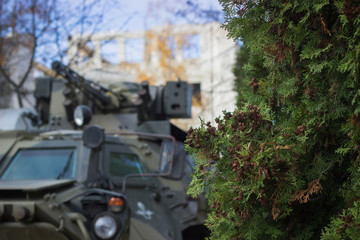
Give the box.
[93,214,118,239]
[74,105,92,127]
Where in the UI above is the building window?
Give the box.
[182,34,200,59]
[76,41,93,66]
[101,40,119,65]
[125,38,144,63]
[191,83,201,106]
[158,35,176,59]
[167,36,176,57]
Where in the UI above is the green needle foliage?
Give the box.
[185,1,360,239]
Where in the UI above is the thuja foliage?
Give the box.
[186,1,360,239]
[233,44,250,107]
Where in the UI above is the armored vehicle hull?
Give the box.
[0,61,208,239]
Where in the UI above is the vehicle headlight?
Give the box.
[74,105,92,127]
[93,214,118,239]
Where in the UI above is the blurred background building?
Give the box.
[67,22,238,128]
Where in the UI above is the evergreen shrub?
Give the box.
[186,1,360,239]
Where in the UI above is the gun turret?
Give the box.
[35,61,192,131]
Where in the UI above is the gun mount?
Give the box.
[35,61,192,131]
[51,61,121,112]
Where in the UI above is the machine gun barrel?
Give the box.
[51,61,115,106]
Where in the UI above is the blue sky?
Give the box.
[100,0,223,32]
[37,0,224,65]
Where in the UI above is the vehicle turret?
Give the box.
[34,61,192,132]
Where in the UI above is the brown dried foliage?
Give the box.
[343,0,360,20]
[292,179,322,203]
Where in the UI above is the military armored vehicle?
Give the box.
[0,62,208,239]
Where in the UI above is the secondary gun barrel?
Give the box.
[51,61,115,107]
